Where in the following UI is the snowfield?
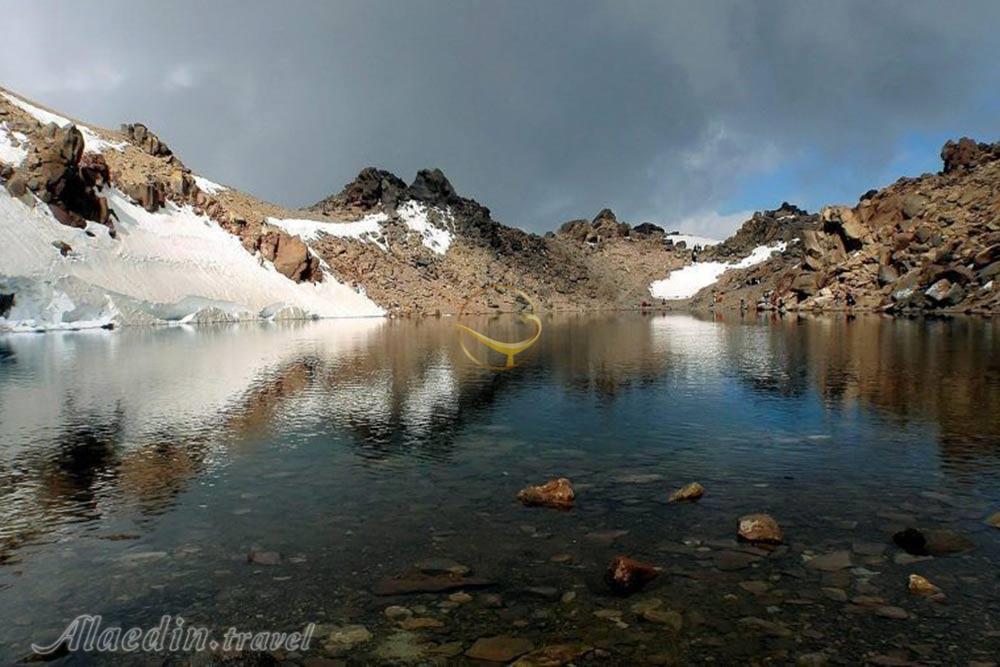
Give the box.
[0,188,384,332]
[266,212,389,249]
[649,242,787,300]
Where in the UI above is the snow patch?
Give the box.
[266,212,389,249]
[193,175,227,195]
[1,91,127,153]
[398,200,454,255]
[0,187,383,332]
[0,122,28,166]
[649,242,787,300]
[665,233,720,248]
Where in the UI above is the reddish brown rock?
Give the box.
[465,636,534,662]
[258,230,322,283]
[516,477,575,510]
[737,513,783,544]
[668,481,705,502]
[604,555,659,595]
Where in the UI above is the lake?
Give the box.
[1,313,999,665]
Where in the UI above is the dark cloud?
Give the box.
[3,0,999,235]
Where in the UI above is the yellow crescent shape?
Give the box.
[456,287,543,369]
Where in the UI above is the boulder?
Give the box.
[737,513,783,544]
[120,122,177,160]
[604,555,659,595]
[465,636,534,663]
[924,279,965,307]
[633,222,665,236]
[668,482,705,502]
[516,478,575,510]
[941,137,999,173]
[258,230,321,283]
[901,194,928,220]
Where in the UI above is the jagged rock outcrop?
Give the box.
[257,230,321,283]
[690,138,1000,314]
[120,123,180,164]
[310,167,408,214]
[702,203,817,261]
[4,123,116,234]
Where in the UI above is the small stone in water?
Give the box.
[414,558,470,576]
[448,591,472,604]
[516,478,575,510]
[737,514,783,544]
[605,555,659,595]
[384,605,412,620]
[641,608,683,632]
[985,512,1000,529]
[821,587,848,602]
[465,636,535,663]
[875,606,909,619]
[247,549,281,566]
[398,616,444,630]
[907,574,944,600]
[560,591,576,604]
[804,550,853,572]
[668,482,705,502]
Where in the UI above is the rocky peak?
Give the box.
[311,167,408,214]
[941,137,1000,174]
[120,123,181,166]
[408,168,458,206]
[703,203,818,261]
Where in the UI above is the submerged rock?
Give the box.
[737,513,783,544]
[893,527,974,556]
[511,643,592,666]
[604,555,659,595]
[373,571,493,596]
[465,636,534,663]
[247,549,281,566]
[986,512,1000,529]
[517,477,575,510]
[668,482,705,502]
[804,550,852,572]
[907,574,944,600]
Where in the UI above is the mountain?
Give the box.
[0,86,997,331]
[685,140,1000,315]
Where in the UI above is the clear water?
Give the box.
[1,313,999,664]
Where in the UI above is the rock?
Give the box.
[247,549,281,566]
[907,574,944,599]
[383,605,412,621]
[398,616,443,631]
[901,194,928,220]
[737,513,783,544]
[941,137,994,173]
[737,617,792,637]
[714,551,761,571]
[121,122,177,160]
[604,555,659,595]
[923,529,974,555]
[0,293,14,318]
[893,528,927,555]
[448,591,472,603]
[641,608,683,632]
[875,605,909,620]
[51,240,72,256]
[821,587,848,602]
[739,581,771,595]
[260,231,321,283]
[408,168,457,206]
[516,478,575,510]
[668,482,705,502]
[797,652,830,667]
[324,625,371,651]
[373,571,493,596]
[414,558,471,576]
[632,222,665,236]
[804,550,852,572]
[985,512,1000,528]
[973,245,1000,269]
[465,636,534,663]
[511,643,592,667]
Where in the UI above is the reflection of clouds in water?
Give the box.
[327,369,394,429]
[648,314,727,376]
[401,353,458,433]
[0,320,384,458]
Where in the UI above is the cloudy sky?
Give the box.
[3,1,999,236]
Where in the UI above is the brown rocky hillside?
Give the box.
[690,139,1000,315]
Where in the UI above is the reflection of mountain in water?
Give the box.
[1,314,998,562]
